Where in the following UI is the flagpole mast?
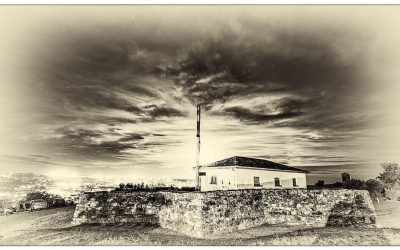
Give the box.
[195,104,201,190]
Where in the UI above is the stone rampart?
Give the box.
[72,189,376,237]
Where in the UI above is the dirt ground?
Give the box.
[0,202,400,246]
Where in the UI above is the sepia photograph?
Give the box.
[1,3,400,246]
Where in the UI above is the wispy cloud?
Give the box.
[0,6,397,181]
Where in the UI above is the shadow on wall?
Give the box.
[327,194,376,228]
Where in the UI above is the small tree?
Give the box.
[19,191,61,209]
[377,163,400,187]
[24,191,47,201]
[366,179,385,202]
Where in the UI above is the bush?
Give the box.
[377,162,400,187]
[343,179,367,190]
[19,191,65,209]
[365,179,385,200]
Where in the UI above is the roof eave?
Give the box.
[200,165,308,173]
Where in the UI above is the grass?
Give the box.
[0,201,400,246]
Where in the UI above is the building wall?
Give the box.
[198,166,306,191]
[73,189,377,238]
[235,168,307,189]
[198,166,237,191]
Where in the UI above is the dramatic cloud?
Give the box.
[169,20,372,133]
[30,9,374,162]
[1,6,398,182]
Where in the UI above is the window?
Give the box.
[210,176,217,184]
[274,177,281,187]
[254,177,261,186]
[292,178,298,187]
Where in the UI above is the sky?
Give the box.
[1,5,400,184]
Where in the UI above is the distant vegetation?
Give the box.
[114,183,195,192]
[377,163,400,200]
[377,163,400,186]
[19,191,61,203]
[325,163,400,202]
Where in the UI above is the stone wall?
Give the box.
[200,189,376,235]
[72,189,376,238]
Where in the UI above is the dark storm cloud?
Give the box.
[105,117,139,125]
[219,106,303,124]
[168,20,371,131]
[152,133,166,137]
[28,10,374,164]
[173,30,360,100]
[34,22,190,124]
[118,133,145,142]
[144,105,186,118]
[27,18,200,163]
[87,141,137,155]
[52,128,147,160]
[210,96,310,124]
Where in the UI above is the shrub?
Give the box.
[365,179,385,200]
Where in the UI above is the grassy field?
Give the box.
[0,201,400,246]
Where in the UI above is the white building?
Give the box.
[198,156,308,191]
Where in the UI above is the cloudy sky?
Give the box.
[1,5,400,183]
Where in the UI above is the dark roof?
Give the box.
[201,156,308,173]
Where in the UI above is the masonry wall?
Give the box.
[198,167,307,191]
[235,168,307,189]
[73,189,376,238]
[198,167,237,191]
[200,189,376,235]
